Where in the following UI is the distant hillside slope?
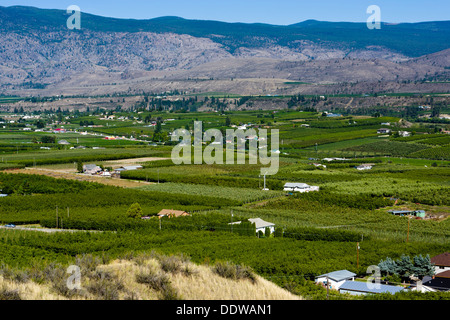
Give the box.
[1,6,449,57]
[0,6,449,96]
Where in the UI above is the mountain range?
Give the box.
[0,5,449,96]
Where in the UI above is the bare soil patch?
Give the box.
[11,168,152,188]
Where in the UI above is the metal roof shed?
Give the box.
[339,281,406,296]
[316,270,356,283]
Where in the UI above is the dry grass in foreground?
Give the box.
[0,253,301,300]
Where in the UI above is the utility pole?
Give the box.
[356,242,360,269]
[231,210,233,233]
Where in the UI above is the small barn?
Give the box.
[157,209,190,219]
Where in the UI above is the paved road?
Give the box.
[0,226,102,233]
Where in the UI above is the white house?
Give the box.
[377,128,391,134]
[356,164,374,171]
[249,218,275,234]
[100,171,111,177]
[398,131,411,137]
[284,183,319,193]
[229,218,275,235]
[315,270,356,290]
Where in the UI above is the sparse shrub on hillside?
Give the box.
[158,254,191,274]
[135,270,180,300]
[86,275,125,300]
[0,265,29,283]
[0,285,21,300]
[212,261,257,284]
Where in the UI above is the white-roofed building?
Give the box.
[315,270,356,290]
[284,183,319,193]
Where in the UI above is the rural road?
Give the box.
[0,225,102,233]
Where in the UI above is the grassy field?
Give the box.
[0,107,449,301]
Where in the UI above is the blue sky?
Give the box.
[1,0,449,25]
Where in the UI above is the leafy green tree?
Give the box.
[126,203,143,219]
[379,254,434,282]
[77,161,84,173]
[155,121,162,134]
[35,119,46,129]
[378,257,397,276]
[264,227,271,238]
[273,227,283,238]
[394,255,414,281]
[412,254,435,280]
[41,135,56,144]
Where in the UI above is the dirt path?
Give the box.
[10,168,152,188]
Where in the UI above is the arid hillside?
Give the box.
[0,6,449,96]
[0,252,301,300]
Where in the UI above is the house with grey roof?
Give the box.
[57,139,71,145]
[83,164,102,175]
[315,270,356,290]
[339,280,406,296]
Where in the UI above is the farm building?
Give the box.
[113,165,143,176]
[377,128,391,134]
[57,139,71,145]
[339,281,406,296]
[121,165,143,171]
[420,270,450,292]
[388,210,426,218]
[431,252,450,275]
[356,164,373,170]
[83,164,102,175]
[157,209,190,219]
[315,270,356,290]
[398,131,411,137]
[249,218,275,234]
[229,218,275,235]
[284,183,319,193]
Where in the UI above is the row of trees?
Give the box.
[378,254,435,282]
